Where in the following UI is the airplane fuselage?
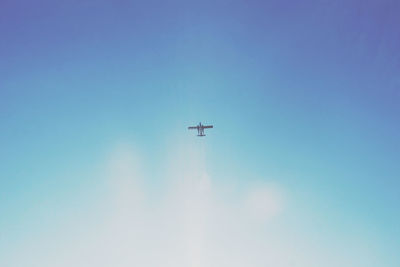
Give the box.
[188,122,213,137]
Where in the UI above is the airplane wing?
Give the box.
[188,126,198,129]
[203,125,213,128]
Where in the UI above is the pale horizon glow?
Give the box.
[1,143,389,266]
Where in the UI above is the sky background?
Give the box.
[1,0,399,266]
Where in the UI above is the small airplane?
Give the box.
[188,122,213,136]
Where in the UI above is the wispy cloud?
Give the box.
[2,142,381,267]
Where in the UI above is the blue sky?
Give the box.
[1,0,399,266]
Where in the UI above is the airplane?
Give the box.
[188,122,213,136]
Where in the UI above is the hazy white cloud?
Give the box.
[1,142,383,267]
[244,184,284,222]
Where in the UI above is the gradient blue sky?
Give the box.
[1,0,399,266]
